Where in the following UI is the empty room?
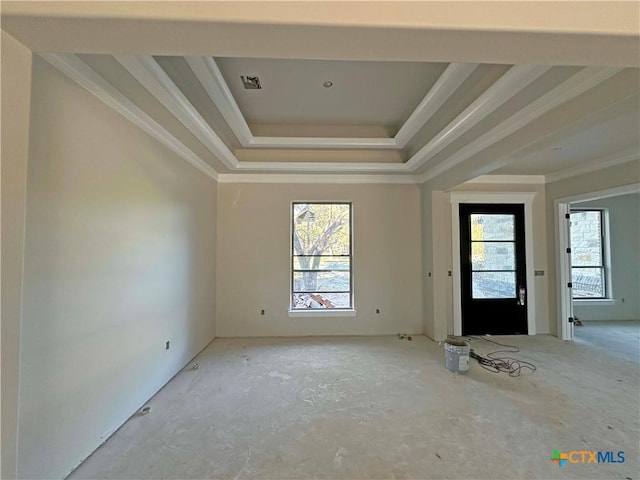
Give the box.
[2,2,639,479]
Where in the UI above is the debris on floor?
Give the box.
[137,406,151,416]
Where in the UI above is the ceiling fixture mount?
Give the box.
[322,81,333,88]
[241,76,261,90]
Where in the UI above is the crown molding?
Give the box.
[114,55,238,169]
[38,54,413,176]
[234,161,411,173]
[464,175,546,185]
[449,191,537,202]
[248,136,397,149]
[545,148,639,183]
[419,66,622,183]
[394,63,477,147]
[406,64,551,170]
[185,55,254,146]
[40,53,219,181]
[43,53,632,185]
[554,183,640,204]
[218,173,419,184]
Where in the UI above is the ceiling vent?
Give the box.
[240,75,262,90]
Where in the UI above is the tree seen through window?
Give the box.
[292,203,352,309]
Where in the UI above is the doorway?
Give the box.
[450,191,537,337]
[555,183,640,341]
[459,204,528,335]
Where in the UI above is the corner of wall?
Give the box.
[420,184,434,338]
[1,29,33,480]
[420,183,450,342]
[15,51,219,479]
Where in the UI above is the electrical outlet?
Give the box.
[165,341,170,350]
[261,309,265,315]
[376,309,380,314]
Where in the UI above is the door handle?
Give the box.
[517,286,526,306]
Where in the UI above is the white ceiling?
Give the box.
[216,57,447,131]
[494,101,640,176]
[2,2,639,186]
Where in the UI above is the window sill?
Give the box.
[288,309,357,318]
[573,299,617,306]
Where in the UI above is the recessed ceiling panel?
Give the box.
[215,57,448,132]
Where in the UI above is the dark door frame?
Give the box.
[450,192,537,336]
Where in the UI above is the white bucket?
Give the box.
[444,339,470,374]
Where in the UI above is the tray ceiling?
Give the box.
[214,57,448,131]
[5,1,637,184]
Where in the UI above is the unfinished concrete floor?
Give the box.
[70,324,639,479]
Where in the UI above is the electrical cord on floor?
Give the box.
[455,335,537,377]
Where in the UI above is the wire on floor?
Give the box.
[449,335,537,377]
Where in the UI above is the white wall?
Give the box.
[1,31,32,480]
[216,183,423,336]
[572,193,640,321]
[420,190,451,340]
[419,187,434,337]
[16,57,217,479]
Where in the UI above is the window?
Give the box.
[291,203,352,309]
[470,213,517,299]
[570,209,607,298]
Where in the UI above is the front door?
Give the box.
[459,204,527,335]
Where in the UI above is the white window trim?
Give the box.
[573,299,617,306]
[288,309,357,318]
[289,202,354,313]
[450,191,537,336]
